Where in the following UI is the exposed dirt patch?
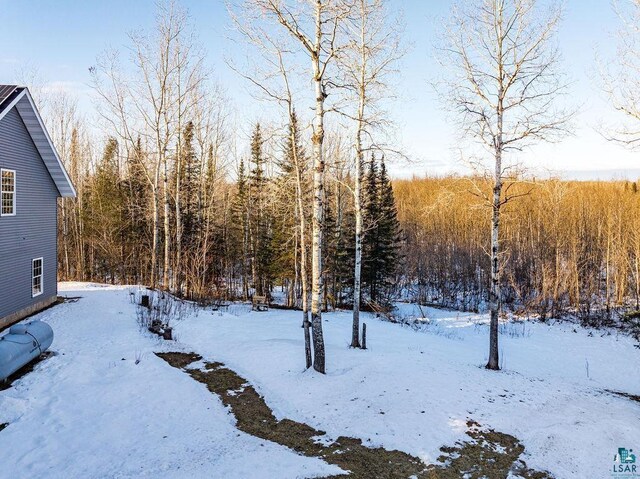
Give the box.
[158,352,425,477]
[606,389,640,404]
[157,351,202,370]
[425,420,552,479]
[157,351,553,478]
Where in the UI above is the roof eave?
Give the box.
[21,90,77,198]
[0,88,77,198]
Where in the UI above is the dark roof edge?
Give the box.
[0,87,76,198]
[0,86,24,117]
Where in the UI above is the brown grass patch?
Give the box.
[425,420,553,479]
[157,351,553,479]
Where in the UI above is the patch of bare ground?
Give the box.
[425,421,553,479]
[606,389,640,404]
[156,352,553,479]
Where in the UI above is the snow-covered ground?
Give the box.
[0,283,340,479]
[1,282,639,478]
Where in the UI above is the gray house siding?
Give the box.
[0,107,59,328]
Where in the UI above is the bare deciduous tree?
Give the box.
[340,0,402,348]
[439,0,572,370]
[242,0,353,374]
[91,0,206,290]
[228,2,314,369]
[601,0,640,147]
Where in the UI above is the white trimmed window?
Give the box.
[32,258,43,297]
[1,169,15,216]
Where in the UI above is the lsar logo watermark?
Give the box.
[612,448,638,478]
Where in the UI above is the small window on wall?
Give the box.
[32,258,43,297]
[1,169,15,216]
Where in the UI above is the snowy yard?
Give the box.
[0,283,639,478]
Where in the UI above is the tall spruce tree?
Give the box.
[362,154,402,304]
[376,156,402,301]
[178,121,200,252]
[87,137,125,283]
[122,137,150,283]
[272,113,305,306]
[324,178,355,308]
[174,121,202,296]
[248,123,272,297]
[363,154,381,302]
[233,158,250,299]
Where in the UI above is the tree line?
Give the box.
[33,0,640,374]
[395,176,640,328]
[57,118,402,302]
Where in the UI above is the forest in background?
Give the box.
[54,121,640,331]
[18,0,640,373]
[55,120,402,310]
[395,177,640,327]
[34,0,640,333]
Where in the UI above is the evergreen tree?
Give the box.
[362,154,402,304]
[323,178,355,308]
[86,137,125,282]
[362,153,381,301]
[178,121,201,249]
[248,123,273,296]
[122,137,150,282]
[270,114,304,305]
[376,156,402,300]
[232,158,250,299]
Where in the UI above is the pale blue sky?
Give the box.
[0,0,637,179]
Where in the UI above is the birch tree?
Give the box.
[340,0,402,348]
[244,0,353,373]
[172,33,206,295]
[92,0,205,290]
[46,92,82,280]
[228,6,314,367]
[128,4,187,289]
[601,0,640,147]
[439,0,572,369]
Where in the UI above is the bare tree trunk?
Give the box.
[439,0,572,371]
[62,203,71,280]
[151,180,160,288]
[343,0,402,348]
[175,132,183,296]
[291,110,312,369]
[236,0,352,372]
[163,153,171,289]
[487,151,502,370]
[310,1,326,374]
[487,54,504,371]
[352,78,365,349]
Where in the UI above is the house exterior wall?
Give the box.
[0,107,59,329]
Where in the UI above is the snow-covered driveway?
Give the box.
[0,283,639,479]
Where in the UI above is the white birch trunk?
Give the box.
[487,75,504,371]
[163,153,171,289]
[310,0,326,374]
[351,4,367,348]
[291,112,312,369]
